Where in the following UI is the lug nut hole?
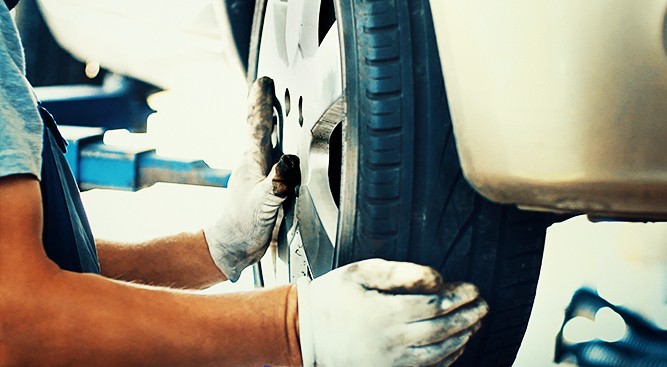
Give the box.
[298,96,304,127]
[284,89,291,117]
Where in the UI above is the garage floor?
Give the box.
[82,184,667,366]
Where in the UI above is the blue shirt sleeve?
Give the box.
[0,3,43,180]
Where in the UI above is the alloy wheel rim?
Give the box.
[255,0,346,282]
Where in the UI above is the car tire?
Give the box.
[249,1,558,366]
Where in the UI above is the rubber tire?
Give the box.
[336,1,555,366]
[249,0,557,365]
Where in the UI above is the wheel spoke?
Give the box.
[298,96,344,276]
[300,22,343,126]
[285,0,322,65]
[258,18,342,139]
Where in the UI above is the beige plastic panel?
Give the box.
[430,0,667,219]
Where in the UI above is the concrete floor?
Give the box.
[82,183,667,366]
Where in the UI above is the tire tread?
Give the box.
[344,1,552,366]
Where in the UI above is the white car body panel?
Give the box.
[430,0,667,219]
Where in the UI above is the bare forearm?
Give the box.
[0,176,298,366]
[2,268,301,367]
[96,230,227,289]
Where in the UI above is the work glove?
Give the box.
[297,259,489,366]
[204,77,300,282]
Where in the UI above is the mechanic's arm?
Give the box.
[0,174,301,367]
[94,150,299,289]
[95,231,228,289]
[95,78,300,289]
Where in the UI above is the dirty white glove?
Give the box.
[297,259,488,366]
[203,77,300,281]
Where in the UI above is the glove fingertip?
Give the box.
[226,270,241,283]
[440,282,481,303]
[271,154,301,198]
[476,298,490,319]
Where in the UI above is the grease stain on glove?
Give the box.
[297,259,489,367]
[203,77,300,282]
